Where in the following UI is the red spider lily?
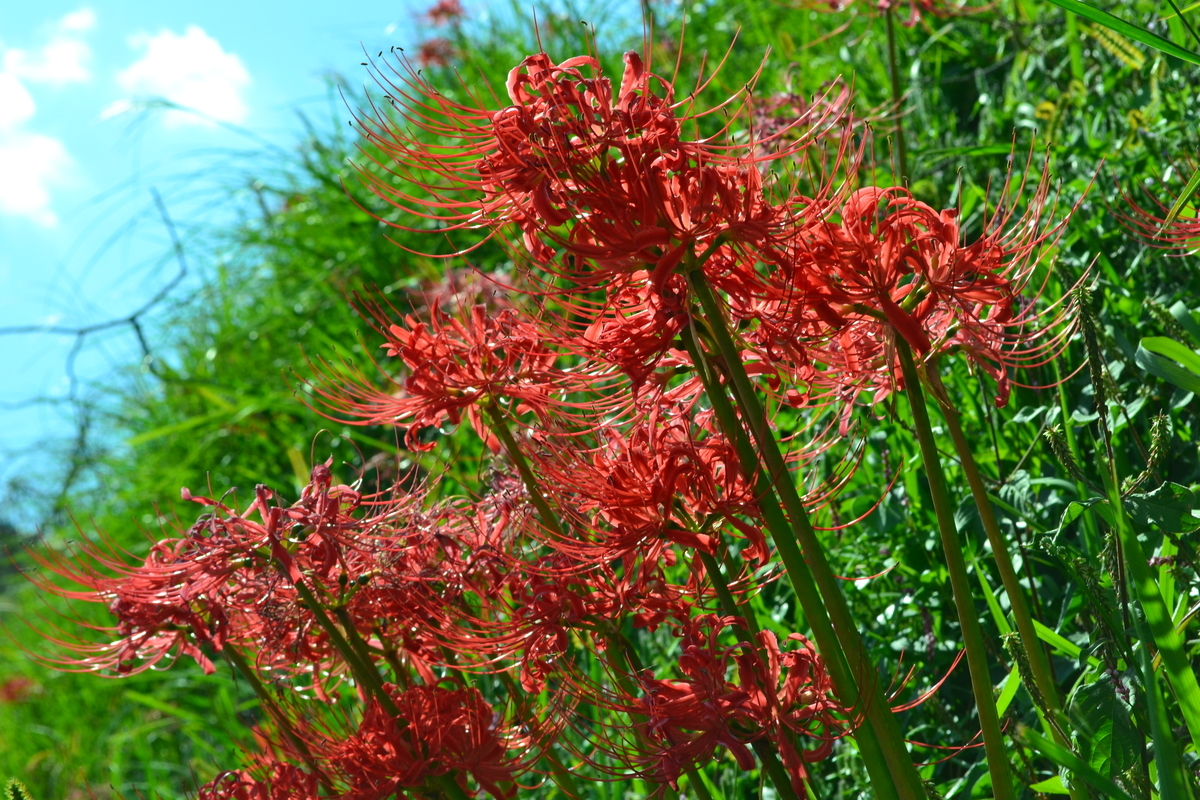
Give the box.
[334,683,529,800]
[418,37,454,68]
[27,465,451,682]
[308,302,567,453]
[527,406,771,567]
[197,763,320,800]
[351,45,846,288]
[581,615,843,794]
[744,162,1076,408]
[796,0,988,26]
[423,0,464,25]
[1116,172,1200,254]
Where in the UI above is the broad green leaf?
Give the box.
[1143,336,1200,374]
[1043,0,1200,64]
[1016,726,1137,800]
[1125,482,1200,533]
[1136,336,1200,393]
[1054,498,1113,539]
[1168,301,1200,344]
[1069,682,1138,781]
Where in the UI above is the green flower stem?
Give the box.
[1133,608,1190,800]
[494,671,586,800]
[434,775,474,800]
[485,401,565,539]
[1099,461,1200,750]
[697,549,763,640]
[1052,358,1102,557]
[680,322,897,793]
[894,340,1015,800]
[926,368,1087,800]
[697,547,812,800]
[885,8,908,185]
[685,276,921,800]
[290,578,402,718]
[223,646,333,791]
[485,402,745,800]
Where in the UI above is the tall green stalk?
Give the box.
[687,273,925,800]
[885,8,909,185]
[927,374,1054,704]
[894,340,1016,800]
[680,323,904,800]
[925,368,1087,800]
[483,402,777,799]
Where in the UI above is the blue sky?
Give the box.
[0,0,446,507]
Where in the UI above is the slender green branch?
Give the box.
[894,340,1015,800]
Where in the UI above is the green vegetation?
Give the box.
[3,0,1200,796]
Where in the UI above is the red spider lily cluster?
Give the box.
[32,34,1075,800]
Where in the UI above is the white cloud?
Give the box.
[0,9,90,226]
[0,73,36,130]
[60,9,96,32]
[2,8,94,86]
[0,132,71,226]
[109,26,250,127]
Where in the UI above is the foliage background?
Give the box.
[2,0,1200,796]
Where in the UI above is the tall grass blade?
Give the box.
[1043,0,1200,64]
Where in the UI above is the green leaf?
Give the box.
[1164,168,1200,228]
[1125,482,1200,533]
[124,689,206,726]
[1168,301,1200,345]
[1069,681,1138,781]
[1029,776,1071,794]
[1043,0,1200,64]
[1136,336,1200,393]
[1054,498,1112,539]
[996,666,1021,716]
[1015,726,1136,800]
[1033,620,1103,667]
